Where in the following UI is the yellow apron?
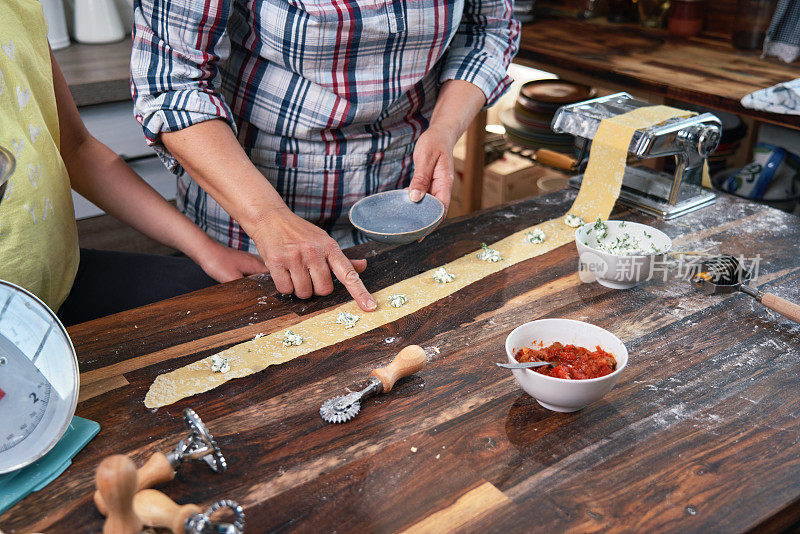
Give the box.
[0,0,79,310]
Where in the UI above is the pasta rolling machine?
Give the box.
[553,92,722,219]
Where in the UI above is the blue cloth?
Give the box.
[741,78,800,116]
[763,0,800,63]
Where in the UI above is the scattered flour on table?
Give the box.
[424,346,441,363]
[736,205,794,236]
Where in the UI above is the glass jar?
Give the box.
[668,0,704,37]
[732,0,778,50]
[637,0,671,28]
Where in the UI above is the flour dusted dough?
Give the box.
[144,106,693,408]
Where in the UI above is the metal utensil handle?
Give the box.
[370,345,426,393]
[496,361,553,369]
[761,293,800,324]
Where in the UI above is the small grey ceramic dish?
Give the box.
[349,190,445,244]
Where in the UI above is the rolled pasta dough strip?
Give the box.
[144,105,692,408]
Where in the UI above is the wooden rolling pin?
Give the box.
[95,455,143,534]
[94,452,176,515]
[533,149,578,171]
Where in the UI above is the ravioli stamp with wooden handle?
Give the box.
[132,489,245,534]
[95,455,142,534]
[320,345,427,423]
[94,408,226,514]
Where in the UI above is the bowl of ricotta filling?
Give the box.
[575,219,672,289]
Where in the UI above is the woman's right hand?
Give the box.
[251,207,377,312]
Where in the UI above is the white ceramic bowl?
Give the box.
[505,319,628,412]
[575,220,672,289]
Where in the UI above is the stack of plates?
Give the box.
[502,80,595,153]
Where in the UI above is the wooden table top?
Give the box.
[516,18,800,130]
[3,190,800,533]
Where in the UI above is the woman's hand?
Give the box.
[250,208,376,312]
[196,242,267,283]
[408,124,458,214]
[160,120,376,311]
[407,80,487,213]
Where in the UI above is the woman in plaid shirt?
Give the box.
[132,0,520,311]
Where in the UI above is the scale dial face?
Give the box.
[0,281,78,474]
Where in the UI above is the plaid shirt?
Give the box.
[132,0,519,249]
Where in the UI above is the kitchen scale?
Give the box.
[0,280,99,514]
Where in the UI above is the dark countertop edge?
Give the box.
[54,38,133,107]
[69,79,132,108]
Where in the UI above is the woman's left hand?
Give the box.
[197,242,268,283]
[408,124,458,215]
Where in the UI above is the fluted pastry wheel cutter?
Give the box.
[320,345,426,423]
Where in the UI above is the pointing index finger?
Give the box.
[327,249,377,312]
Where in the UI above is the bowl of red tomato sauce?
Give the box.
[505,319,628,412]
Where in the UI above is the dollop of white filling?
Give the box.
[433,267,456,284]
[282,330,304,346]
[523,228,546,244]
[564,214,585,228]
[477,243,502,262]
[388,294,408,308]
[210,354,230,374]
[335,311,361,328]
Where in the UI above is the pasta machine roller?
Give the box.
[552,92,722,220]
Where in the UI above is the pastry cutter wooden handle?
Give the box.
[320,345,426,423]
[692,255,800,324]
[132,489,245,534]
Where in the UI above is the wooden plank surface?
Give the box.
[2,190,800,533]
[516,19,800,130]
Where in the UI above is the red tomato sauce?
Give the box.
[515,342,617,380]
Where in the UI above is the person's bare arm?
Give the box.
[159,120,377,312]
[408,80,486,212]
[51,51,265,282]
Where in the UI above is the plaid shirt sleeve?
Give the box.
[131,0,236,172]
[439,0,521,107]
